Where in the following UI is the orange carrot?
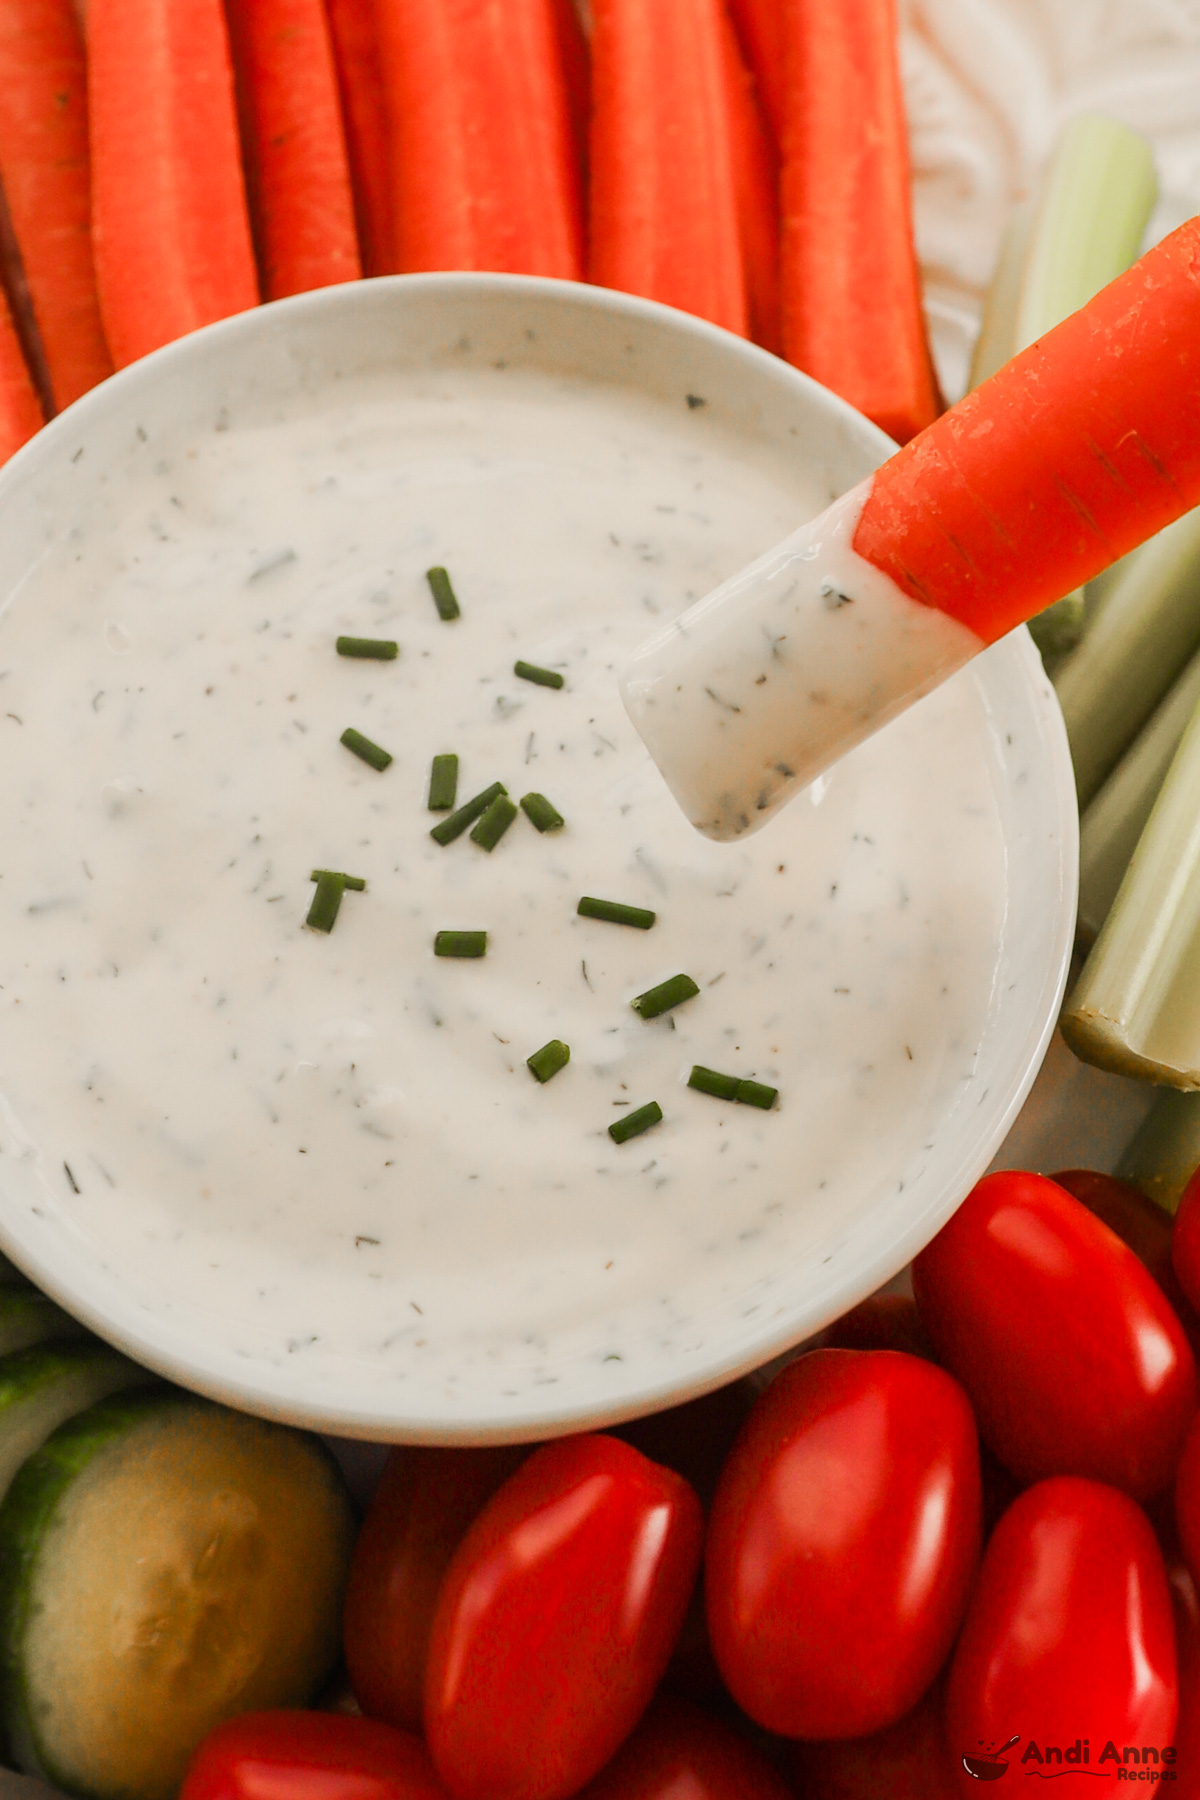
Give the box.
[726,0,784,149]
[590,0,747,337]
[779,0,940,445]
[0,0,112,410]
[719,3,780,354]
[226,0,361,300]
[87,0,259,368]
[375,0,583,279]
[853,214,1200,642]
[323,0,392,276]
[0,283,45,463]
[551,0,591,187]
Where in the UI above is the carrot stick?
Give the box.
[551,0,591,187]
[226,0,361,300]
[726,0,784,150]
[0,0,112,411]
[87,0,259,368]
[0,284,45,463]
[719,4,780,354]
[590,0,747,336]
[779,0,941,445]
[375,0,583,279]
[853,214,1200,642]
[323,0,391,277]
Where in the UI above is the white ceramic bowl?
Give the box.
[0,276,1077,1441]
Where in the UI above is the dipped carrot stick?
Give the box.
[726,0,784,150]
[87,0,259,368]
[324,0,391,276]
[226,0,361,299]
[375,0,582,278]
[590,0,747,336]
[622,213,1200,840]
[0,0,112,410]
[719,5,780,354]
[0,285,45,463]
[779,0,940,445]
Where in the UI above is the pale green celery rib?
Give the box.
[1061,693,1200,1085]
[1117,1086,1200,1213]
[1053,506,1200,810]
[968,200,1032,389]
[1078,643,1200,945]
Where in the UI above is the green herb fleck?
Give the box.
[609,1101,663,1144]
[336,636,398,660]
[434,930,487,958]
[426,566,460,621]
[470,794,518,852]
[428,754,459,811]
[310,869,366,890]
[520,792,564,833]
[306,872,351,933]
[430,781,507,846]
[737,1079,778,1110]
[340,727,392,772]
[527,1039,570,1083]
[631,973,700,1020]
[688,1065,740,1100]
[514,660,564,690]
[578,896,655,930]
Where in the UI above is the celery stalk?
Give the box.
[1077,644,1200,945]
[1053,507,1200,809]
[968,200,1032,390]
[1117,1086,1200,1213]
[1061,693,1200,1085]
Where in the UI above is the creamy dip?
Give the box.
[0,350,1007,1411]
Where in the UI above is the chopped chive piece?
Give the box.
[527,1039,570,1083]
[306,872,346,933]
[609,1101,663,1144]
[631,973,700,1020]
[520,792,564,833]
[434,930,487,958]
[428,753,459,811]
[579,896,656,930]
[426,566,460,621]
[514,660,564,690]
[336,635,398,660]
[340,727,393,772]
[430,781,507,846]
[737,1079,778,1110]
[470,794,518,851]
[310,868,366,890]
[688,1065,740,1100]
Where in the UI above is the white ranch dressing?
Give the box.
[0,363,1007,1385]
[619,481,983,840]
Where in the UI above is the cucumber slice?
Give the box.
[0,1342,152,1511]
[0,1390,356,1800]
[0,1291,86,1357]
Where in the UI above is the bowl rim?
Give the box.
[0,272,1079,1440]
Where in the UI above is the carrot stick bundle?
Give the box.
[0,0,112,410]
[0,285,45,463]
[853,215,1200,639]
[323,0,392,276]
[226,0,361,299]
[726,0,784,150]
[375,0,583,279]
[590,0,747,336]
[719,4,780,354]
[779,0,940,445]
[87,0,259,368]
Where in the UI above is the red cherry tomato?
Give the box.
[818,1292,935,1360]
[1175,1165,1200,1323]
[574,1695,793,1800]
[945,1478,1177,1796]
[180,1712,449,1800]
[913,1169,1198,1498]
[343,1445,523,1730]
[424,1432,704,1800]
[789,1682,957,1800]
[1165,1544,1200,1794]
[706,1349,982,1739]
[1054,1166,1200,1356]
